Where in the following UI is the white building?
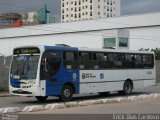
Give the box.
[0,12,160,56]
[61,0,120,22]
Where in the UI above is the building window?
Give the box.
[75,14,77,18]
[90,0,92,3]
[104,38,116,48]
[90,12,92,16]
[79,13,81,18]
[119,38,128,47]
[90,5,92,10]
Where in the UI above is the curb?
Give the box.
[0,107,21,114]
[0,93,160,113]
[22,105,45,112]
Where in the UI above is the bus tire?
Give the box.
[35,96,48,102]
[120,80,133,95]
[59,85,73,102]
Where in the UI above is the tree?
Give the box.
[151,48,160,60]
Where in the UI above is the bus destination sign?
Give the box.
[14,47,40,55]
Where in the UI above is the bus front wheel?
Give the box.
[59,85,73,102]
[35,96,48,102]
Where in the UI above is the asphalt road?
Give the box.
[0,85,159,109]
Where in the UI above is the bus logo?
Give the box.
[100,73,104,79]
[72,73,77,81]
[82,73,85,79]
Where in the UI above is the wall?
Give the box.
[156,60,160,83]
[0,56,11,91]
[0,31,103,56]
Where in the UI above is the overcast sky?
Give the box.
[0,0,160,20]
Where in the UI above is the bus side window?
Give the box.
[149,55,154,68]
[63,51,78,69]
[142,54,154,69]
[124,54,135,68]
[114,54,123,68]
[135,54,142,68]
[79,52,92,69]
[95,53,105,69]
[107,54,115,68]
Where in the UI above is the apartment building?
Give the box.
[61,0,120,22]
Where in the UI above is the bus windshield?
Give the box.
[11,55,40,80]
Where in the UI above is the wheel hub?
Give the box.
[64,89,70,97]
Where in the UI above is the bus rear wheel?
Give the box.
[59,85,73,102]
[119,80,133,95]
[35,96,48,102]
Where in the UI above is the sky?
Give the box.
[0,0,160,21]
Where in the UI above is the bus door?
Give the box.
[40,50,61,96]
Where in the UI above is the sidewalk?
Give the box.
[0,91,11,97]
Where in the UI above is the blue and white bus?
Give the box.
[9,45,156,102]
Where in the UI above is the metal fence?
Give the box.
[0,57,160,91]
